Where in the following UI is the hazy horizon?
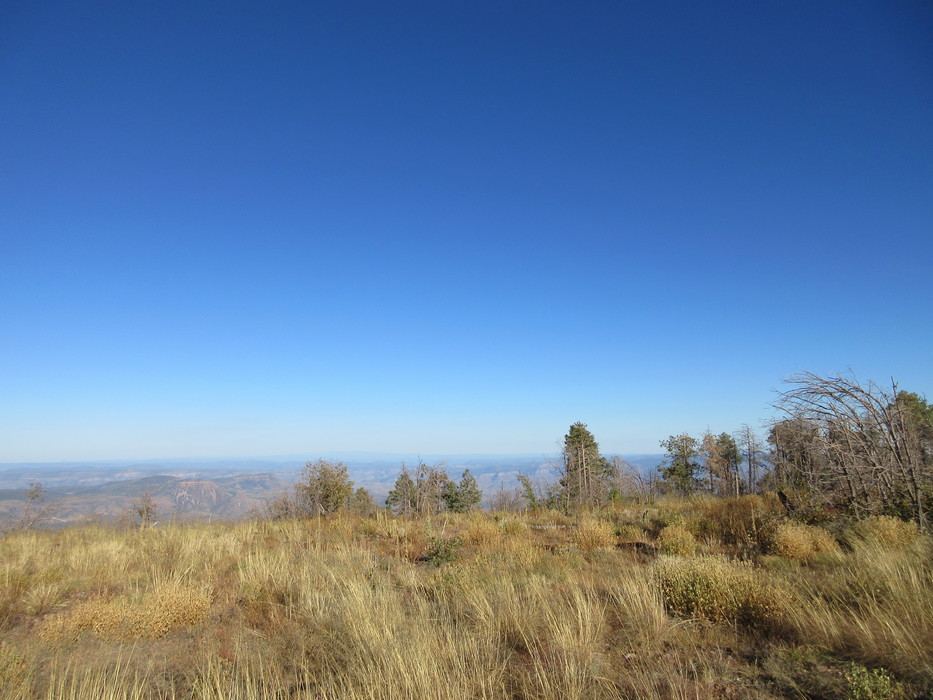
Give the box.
[0,449,667,468]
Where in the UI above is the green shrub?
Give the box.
[422,537,463,567]
[845,663,901,700]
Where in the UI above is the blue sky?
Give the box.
[2,1,931,461]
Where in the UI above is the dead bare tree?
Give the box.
[737,425,764,493]
[13,482,57,530]
[609,456,656,504]
[773,372,930,530]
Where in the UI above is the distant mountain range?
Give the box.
[0,473,286,526]
[0,454,665,527]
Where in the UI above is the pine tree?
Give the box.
[386,467,417,515]
[558,422,613,510]
[659,433,699,495]
[443,469,482,512]
[715,432,742,497]
[349,487,377,516]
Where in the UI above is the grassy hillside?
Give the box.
[1,496,930,698]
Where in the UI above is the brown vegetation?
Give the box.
[0,496,930,698]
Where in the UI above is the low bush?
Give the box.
[39,581,213,641]
[656,556,790,632]
[657,524,696,556]
[422,537,463,566]
[771,522,840,562]
[616,524,645,542]
[846,663,901,700]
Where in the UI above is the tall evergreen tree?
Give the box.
[700,431,743,496]
[659,433,699,495]
[558,422,613,510]
[715,432,742,497]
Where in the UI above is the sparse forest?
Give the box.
[0,372,931,698]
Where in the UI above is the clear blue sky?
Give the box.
[2,1,931,462]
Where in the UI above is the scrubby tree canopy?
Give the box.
[296,459,354,516]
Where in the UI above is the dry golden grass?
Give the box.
[571,517,615,553]
[771,521,841,562]
[852,515,919,549]
[615,523,647,544]
[39,580,212,642]
[785,536,933,686]
[461,513,502,547]
[0,498,929,698]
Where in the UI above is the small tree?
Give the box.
[609,457,656,504]
[348,487,377,517]
[414,461,451,515]
[443,469,483,512]
[517,473,540,510]
[386,467,417,515]
[700,430,722,493]
[132,492,157,529]
[296,459,354,516]
[19,482,54,530]
[737,425,765,493]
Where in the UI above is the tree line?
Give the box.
[271,371,930,530]
[518,372,931,530]
[268,459,483,518]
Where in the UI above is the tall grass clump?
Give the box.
[786,532,933,691]
[696,494,778,554]
[572,518,615,553]
[851,515,918,549]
